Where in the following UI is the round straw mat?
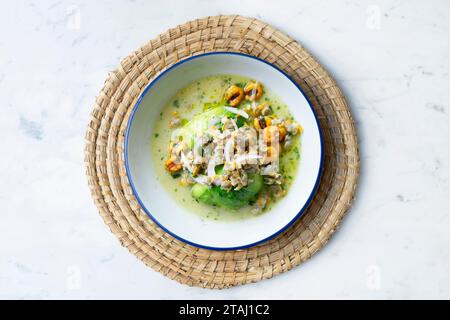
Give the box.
[84,15,359,288]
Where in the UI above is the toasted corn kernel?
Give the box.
[277,125,287,141]
[254,116,272,131]
[165,158,182,173]
[253,103,266,116]
[253,118,261,130]
[255,103,272,116]
[262,126,276,145]
[224,85,244,107]
[244,81,263,101]
[262,125,287,145]
[192,165,201,177]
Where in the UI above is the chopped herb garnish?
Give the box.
[236,116,246,128]
[292,146,300,159]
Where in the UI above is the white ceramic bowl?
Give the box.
[125,52,323,250]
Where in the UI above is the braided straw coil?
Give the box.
[84,15,359,288]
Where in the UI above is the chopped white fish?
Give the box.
[180,152,193,172]
[230,118,238,131]
[193,175,210,185]
[208,116,219,128]
[235,154,262,166]
[224,138,234,164]
[261,164,277,176]
[207,159,216,177]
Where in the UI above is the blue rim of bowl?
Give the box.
[124,52,324,251]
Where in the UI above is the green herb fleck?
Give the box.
[236,116,246,128]
[292,146,300,159]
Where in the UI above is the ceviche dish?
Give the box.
[151,75,303,221]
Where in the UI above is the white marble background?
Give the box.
[0,0,449,299]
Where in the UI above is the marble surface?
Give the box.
[1,0,449,299]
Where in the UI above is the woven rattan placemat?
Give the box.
[85,15,359,288]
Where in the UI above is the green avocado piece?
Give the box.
[191,183,214,205]
[191,174,264,209]
[242,173,264,196]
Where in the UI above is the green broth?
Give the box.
[151,74,301,221]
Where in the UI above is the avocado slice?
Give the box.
[191,174,264,209]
